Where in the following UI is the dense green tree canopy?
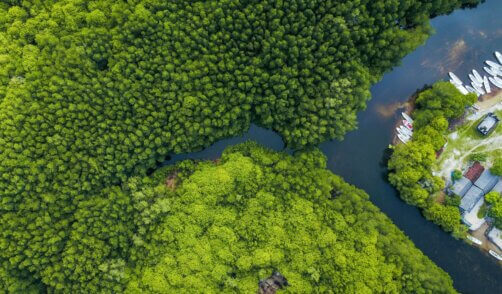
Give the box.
[125,143,456,293]
[0,0,479,292]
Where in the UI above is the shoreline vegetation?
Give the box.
[0,0,484,292]
[387,81,502,257]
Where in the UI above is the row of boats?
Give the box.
[466,235,502,261]
[396,112,413,144]
[449,51,502,97]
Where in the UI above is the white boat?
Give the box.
[466,235,482,245]
[495,51,502,65]
[449,79,462,86]
[483,76,491,94]
[401,112,414,123]
[489,250,502,261]
[397,133,410,144]
[486,60,502,70]
[397,129,411,139]
[465,85,477,94]
[402,120,413,130]
[469,74,483,86]
[472,69,483,83]
[399,125,412,136]
[455,84,469,95]
[484,66,500,77]
[448,72,463,85]
[471,82,485,95]
[488,76,502,88]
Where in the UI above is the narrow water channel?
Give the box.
[166,1,502,292]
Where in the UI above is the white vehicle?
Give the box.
[397,128,411,139]
[397,133,410,144]
[486,60,502,70]
[471,82,485,95]
[495,51,502,65]
[455,84,469,95]
[472,69,483,83]
[448,72,463,85]
[402,120,413,130]
[450,78,462,86]
[489,250,502,261]
[484,66,500,77]
[469,74,483,86]
[483,76,491,94]
[488,76,502,88]
[401,112,414,124]
[466,235,482,245]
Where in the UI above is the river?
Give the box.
[166,1,502,293]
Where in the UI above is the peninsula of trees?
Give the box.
[0,0,480,292]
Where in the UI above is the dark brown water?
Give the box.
[166,1,502,292]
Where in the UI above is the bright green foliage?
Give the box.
[124,142,456,293]
[485,191,502,229]
[413,82,477,130]
[0,0,478,292]
[452,170,462,181]
[388,81,476,235]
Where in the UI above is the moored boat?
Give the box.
[397,133,410,144]
[484,66,500,77]
[471,82,485,95]
[486,60,502,70]
[483,76,491,94]
[469,74,483,86]
[402,120,413,130]
[495,51,502,65]
[489,250,502,261]
[465,85,477,94]
[466,235,482,245]
[448,72,463,85]
[455,84,469,95]
[399,125,412,136]
[488,76,502,88]
[472,69,483,83]
[401,112,414,123]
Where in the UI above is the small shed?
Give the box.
[464,161,484,182]
[477,113,499,136]
[460,186,484,212]
[450,176,473,197]
[474,169,499,193]
[491,179,502,194]
[487,226,502,251]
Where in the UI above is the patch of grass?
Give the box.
[477,202,487,218]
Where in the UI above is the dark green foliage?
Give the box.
[452,169,462,181]
[445,195,461,207]
[0,0,479,292]
[124,142,456,293]
[469,152,488,162]
[491,158,502,176]
[388,81,476,235]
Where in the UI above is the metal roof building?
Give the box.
[450,176,473,197]
[460,185,484,212]
[474,169,499,193]
[492,179,502,194]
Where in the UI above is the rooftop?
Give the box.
[464,161,484,182]
[460,185,484,212]
[492,179,502,194]
[461,197,486,231]
[450,176,473,197]
[487,226,502,251]
[474,169,499,193]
